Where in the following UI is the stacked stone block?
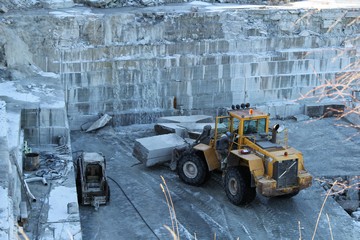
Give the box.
[21,109,68,146]
[5,6,360,127]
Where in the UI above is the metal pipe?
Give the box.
[25,177,48,185]
[23,180,36,202]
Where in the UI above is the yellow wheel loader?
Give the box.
[171,104,312,205]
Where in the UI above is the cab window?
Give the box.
[215,116,230,138]
[243,118,266,134]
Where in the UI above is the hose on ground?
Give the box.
[107,176,160,240]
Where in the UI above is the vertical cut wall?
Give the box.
[4,7,360,128]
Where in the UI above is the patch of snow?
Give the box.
[188,1,212,6]
[36,71,59,79]
[0,101,7,137]
[49,11,76,17]
[0,187,10,230]
[47,222,82,240]
[40,101,66,109]
[50,8,100,18]
[0,81,39,102]
[7,112,21,149]
[47,186,77,222]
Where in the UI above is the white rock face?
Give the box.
[1,3,360,128]
[0,101,6,137]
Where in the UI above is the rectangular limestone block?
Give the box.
[154,123,215,138]
[305,103,345,117]
[133,134,187,167]
[156,115,213,123]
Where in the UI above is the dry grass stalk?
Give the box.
[312,180,338,240]
[161,176,179,240]
[326,213,334,240]
[17,225,29,240]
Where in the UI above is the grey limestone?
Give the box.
[157,115,213,123]
[2,5,359,127]
[154,122,216,137]
[133,133,187,167]
[305,102,345,118]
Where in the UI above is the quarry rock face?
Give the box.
[0,4,359,129]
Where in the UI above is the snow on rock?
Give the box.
[0,187,10,235]
[47,186,78,222]
[6,112,21,149]
[0,101,7,137]
[0,81,39,102]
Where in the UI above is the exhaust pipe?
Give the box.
[271,124,280,143]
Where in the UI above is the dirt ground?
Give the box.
[70,117,360,240]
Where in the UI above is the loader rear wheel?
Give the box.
[177,153,208,186]
[224,167,256,205]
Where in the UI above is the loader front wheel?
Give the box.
[177,154,208,186]
[224,167,256,205]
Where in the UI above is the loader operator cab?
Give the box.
[214,108,270,151]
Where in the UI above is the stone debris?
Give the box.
[133,133,190,167]
[338,200,359,213]
[0,4,8,13]
[348,176,360,201]
[67,202,79,214]
[86,114,112,132]
[320,176,360,220]
[292,114,310,122]
[352,209,360,220]
[26,152,69,180]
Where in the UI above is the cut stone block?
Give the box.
[305,103,345,118]
[154,123,186,137]
[133,134,188,167]
[156,115,213,123]
[86,114,112,132]
[154,122,215,138]
[305,104,324,117]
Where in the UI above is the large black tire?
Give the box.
[224,167,256,205]
[177,153,209,186]
[241,167,257,204]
